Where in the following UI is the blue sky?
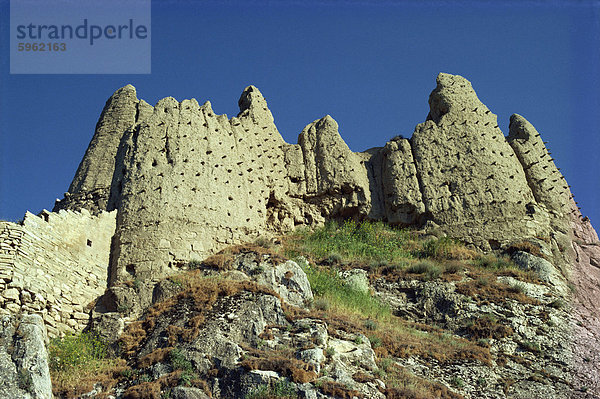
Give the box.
[1,0,599,226]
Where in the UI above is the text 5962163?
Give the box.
[18,42,67,51]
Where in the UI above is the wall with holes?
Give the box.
[52,74,581,288]
[0,209,115,337]
[109,88,304,284]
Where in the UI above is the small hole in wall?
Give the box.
[87,239,92,247]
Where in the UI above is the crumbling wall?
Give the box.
[51,73,581,289]
[99,86,373,289]
[409,73,552,247]
[507,114,575,227]
[0,209,115,337]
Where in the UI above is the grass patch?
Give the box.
[462,314,513,340]
[456,278,538,306]
[240,348,317,383]
[49,332,127,398]
[301,262,391,321]
[417,237,477,260]
[383,363,464,399]
[406,261,442,281]
[246,380,297,399]
[520,340,541,354]
[506,240,546,259]
[284,220,414,264]
[474,254,514,270]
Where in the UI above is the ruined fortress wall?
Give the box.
[106,86,373,286]
[50,73,579,292]
[108,89,290,284]
[0,209,115,337]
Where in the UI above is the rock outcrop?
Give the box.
[0,314,53,399]
[110,253,384,399]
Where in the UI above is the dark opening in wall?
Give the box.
[87,239,92,247]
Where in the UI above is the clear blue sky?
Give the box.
[1,0,599,226]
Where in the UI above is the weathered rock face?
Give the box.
[569,214,600,397]
[373,256,575,399]
[53,73,590,287]
[113,253,385,399]
[0,314,53,399]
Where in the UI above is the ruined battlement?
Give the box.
[48,73,585,315]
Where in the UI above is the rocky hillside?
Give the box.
[38,222,592,398]
[1,73,599,398]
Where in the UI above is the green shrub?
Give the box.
[169,348,198,386]
[369,336,382,348]
[169,348,193,373]
[48,332,106,372]
[507,281,527,294]
[186,260,203,269]
[450,376,464,388]
[291,220,413,264]
[520,340,541,353]
[301,263,391,320]
[363,320,378,331]
[548,299,565,309]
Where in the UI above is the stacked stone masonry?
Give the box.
[0,209,115,337]
[50,73,582,291]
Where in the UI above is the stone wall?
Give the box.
[0,209,115,337]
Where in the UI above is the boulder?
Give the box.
[0,314,52,399]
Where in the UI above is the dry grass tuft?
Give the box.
[456,276,539,306]
[506,240,547,259]
[122,371,181,399]
[319,381,363,399]
[383,364,464,399]
[240,348,317,383]
[202,244,287,271]
[463,315,514,340]
[51,358,128,399]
